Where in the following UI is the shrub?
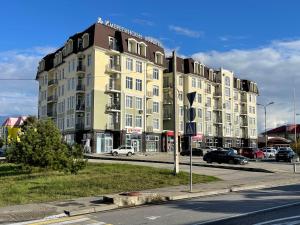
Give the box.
[6,117,86,174]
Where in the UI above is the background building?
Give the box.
[1,116,27,144]
[263,124,300,142]
[36,20,165,153]
[163,56,259,150]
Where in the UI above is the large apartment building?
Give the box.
[36,19,259,153]
[163,56,259,150]
[36,20,165,153]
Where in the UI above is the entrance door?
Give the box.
[105,136,113,152]
[131,139,140,152]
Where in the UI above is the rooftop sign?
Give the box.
[97,17,162,47]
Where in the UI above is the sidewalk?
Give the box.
[1,170,300,223]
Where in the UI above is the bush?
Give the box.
[6,117,86,174]
[0,137,3,148]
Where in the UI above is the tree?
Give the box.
[6,117,86,174]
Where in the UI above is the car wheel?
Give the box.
[127,152,133,157]
[112,152,118,156]
[229,159,234,164]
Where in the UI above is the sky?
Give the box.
[1,0,300,132]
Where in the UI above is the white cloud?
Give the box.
[133,19,154,26]
[192,39,300,133]
[169,25,203,38]
[0,47,54,117]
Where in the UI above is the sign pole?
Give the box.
[190,135,193,192]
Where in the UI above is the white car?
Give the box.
[111,145,135,156]
[263,149,277,158]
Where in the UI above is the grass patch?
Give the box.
[0,162,219,207]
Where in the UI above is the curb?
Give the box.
[64,179,300,217]
[85,155,274,173]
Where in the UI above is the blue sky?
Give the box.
[1,0,300,131]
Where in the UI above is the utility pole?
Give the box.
[257,102,274,148]
[172,50,179,174]
[294,88,297,148]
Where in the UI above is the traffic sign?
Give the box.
[187,92,196,106]
[187,107,196,121]
[185,122,197,136]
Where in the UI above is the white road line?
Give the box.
[193,201,300,225]
[146,216,161,220]
[49,217,90,225]
[254,215,300,225]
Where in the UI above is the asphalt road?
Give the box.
[84,183,300,225]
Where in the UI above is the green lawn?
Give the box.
[0,162,219,207]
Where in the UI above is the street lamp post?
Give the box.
[257,102,274,148]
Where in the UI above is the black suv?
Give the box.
[275,147,299,162]
[203,150,248,165]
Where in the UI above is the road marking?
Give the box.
[193,201,300,225]
[254,215,300,225]
[146,216,161,220]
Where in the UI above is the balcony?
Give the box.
[76,65,86,73]
[213,119,223,124]
[146,91,153,99]
[48,79,58,86]
[47,95,58,103]
[47,110,57,118]
[75,123,84,130]
[108,43,120,54]
[147,126,154,133]
[163,112,172,120]
[146,73,153,82]
[106,122,120,130]
[241,120,248,127]
[105,84,121,93]
[241,95,247,103]
[163,83,173,89]
[106,64,121,73]
[213,104,222,111]
[76,84,85,93]
[76,104,85,112]
[146,108,153,115]
[240,109,247,115]
[213,92,222,98]
[106,103,121,112]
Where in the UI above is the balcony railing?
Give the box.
[47,111,57,117]
[146,108,153,115]
[213,118,223,124]
[213,92,222,97]
[146,91,153,98]
[48,79,58,86]
[105,84,121,92]
[47,95,58,102]
[213,105,222,111]
[106,122,120,130]
[75,123,84,130]
[106,64,121,73]
[76,84,85,92]
[106,103,121,111]
[76,104,85,111]
[163,112,172,120]
[108,43,120,52]
[163,83,173,88]
[77,65,86,73]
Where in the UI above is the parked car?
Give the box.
[111,145,134,156]
[180,148,204,156]
[241,147,264,159]
[275,147,299,162]
[203,150,248,165]
[263,149,277,158]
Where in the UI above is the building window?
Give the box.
[226,113,231,122]
[87,54,92,67]
[179,76,183,86]
[234,103,238,113]
[153,68,159,80]
[234,91,238,101]
[153,85,159,96]
[225,100,231,110]
[192,78,196,88]
[86,112,91,127]
[126,58,133,71]
[206,84,211,94]
[206,111,211,121]
[125,114,133,127]
[197,79,201,88]
[177,91,182,101]
[179,106,184,117]
[198,108,202,118]
[153,102,159,113]
[86,93,91,108]
[198,94,202,103]
[125,96,133,108]
[136,61,143,73]
[225,87,230,97]
[153,118,159,130]
[197,123,203,133]
[136,79,142,91]
[206,97,211,107]
[126,77,133,89]
[135,115,142,128]
[136,97,143,110]
[225,76,230,86]
[86,74,92,86]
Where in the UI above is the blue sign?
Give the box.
[187,92,196,106]
[185,122,197,136]
[187,107,196,121]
